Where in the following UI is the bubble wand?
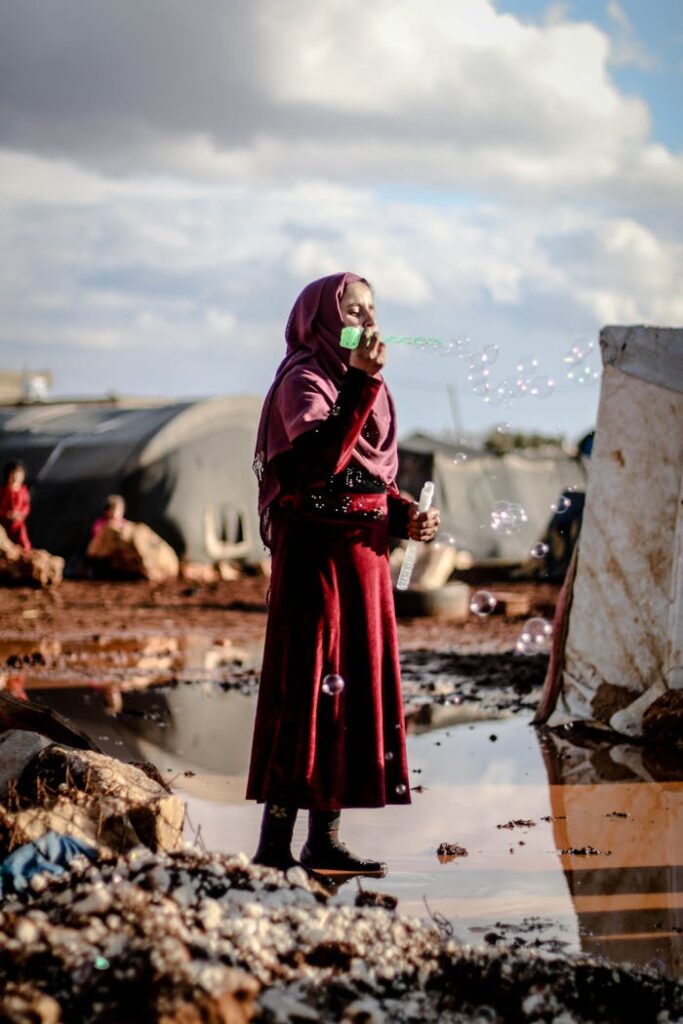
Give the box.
[396,481,435,591]
[341,326,445,351]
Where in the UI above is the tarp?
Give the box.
[546,325,683,734]
[398,435,587,564]
[0,397,263,566]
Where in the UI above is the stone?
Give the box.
[0,730,51,802]
[87,522,179,582]
[180,562,219,584]
[15,745,185,854]
[0,982,61,1024]
[0,525,64,587]
[642,688,683,746]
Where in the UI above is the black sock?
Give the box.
[307,810,344,853]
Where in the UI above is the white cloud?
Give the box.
[0,0,678,206]
[606,1,657,71]
[0,0,679,436]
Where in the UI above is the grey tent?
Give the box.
[0,397,263,569]
[397,432,587,564]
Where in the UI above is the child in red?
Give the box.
[90,494,128,540]
[0,461,32,551]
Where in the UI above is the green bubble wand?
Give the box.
[340,326,446,351]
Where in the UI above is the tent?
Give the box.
[539,325,683,736]
[397,433,587,565]
[0,397,263,569]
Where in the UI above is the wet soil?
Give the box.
[1,576,681,1007]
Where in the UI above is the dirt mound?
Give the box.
[0,846,679,1023]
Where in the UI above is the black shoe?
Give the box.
[252,848,300,871]
[299,840,387,877]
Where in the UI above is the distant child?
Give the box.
[91,494,129,540]
[0,461,32,551]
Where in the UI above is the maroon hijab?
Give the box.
[254,273,399,543]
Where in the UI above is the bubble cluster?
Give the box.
[463,348,556,407]
[551,496,572,515]
[564,337,600,386]
[516,617,553,655]
[321,673,345,696]
[469,590,497,617]
[530,541,550,559]
[490,500,528,534]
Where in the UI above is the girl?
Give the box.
[247,273,439,875]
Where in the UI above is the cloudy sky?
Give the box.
[1,0,681,441]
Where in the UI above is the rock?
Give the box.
[0,982,62,1024]
[154,978,257,1024]
[642,688,683,746]
[0,794,108,855]
[0,730,51,802]
[180,562,219,584]
[87,522,179,582]
[216,560,240,582]
[14,745,185,854]
[0,525,64,587]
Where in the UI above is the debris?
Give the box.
[497,819,536,830]
[4,745,185,856]
[0,526,64,587]
[558,846,612,856]
[87,522,179,582]
[436,843,468,862]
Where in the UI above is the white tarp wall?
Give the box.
[433,451,586,562]
[548,326,683,735]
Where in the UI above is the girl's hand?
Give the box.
[407,505,441,542]
[349,326,386,376]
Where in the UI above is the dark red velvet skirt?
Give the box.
[246,494,410,810]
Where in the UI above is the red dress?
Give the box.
[0,483,31,551]
[247,368,412,810]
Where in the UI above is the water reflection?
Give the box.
[25,683,681,977]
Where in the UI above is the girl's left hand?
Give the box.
[407,505,441,542]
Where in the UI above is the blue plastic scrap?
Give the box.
[0,830,96,897]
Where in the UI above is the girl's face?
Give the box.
[340,281,376,330]
[8,468,24,489]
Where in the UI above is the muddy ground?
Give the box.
[1,576,681,1021]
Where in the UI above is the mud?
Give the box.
[0,846,680,1024]
[0,576,682,1015]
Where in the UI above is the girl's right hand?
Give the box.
[349,327,386,376]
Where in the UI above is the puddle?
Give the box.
[24,682,682,978]
[0,632,262,700]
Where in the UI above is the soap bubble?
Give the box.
[563,338,594,365]
[321,673,345,695]
[568,366,600,386]
[438,340,456,357]
[515,355,540,375]
[453,337,471,359]
[385,750,395,762]
[530,541,549,559]
[529,375,556,399]
[481,344,499,365]
[470,590,497,617]
[495,422,511,434]
[453,452,468,464]
[551,496,571,514]
[94,956,110,971]
[467,367,491,394]
[395,783,407,796]
[516,617,553,655]
[491,501,528,534]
